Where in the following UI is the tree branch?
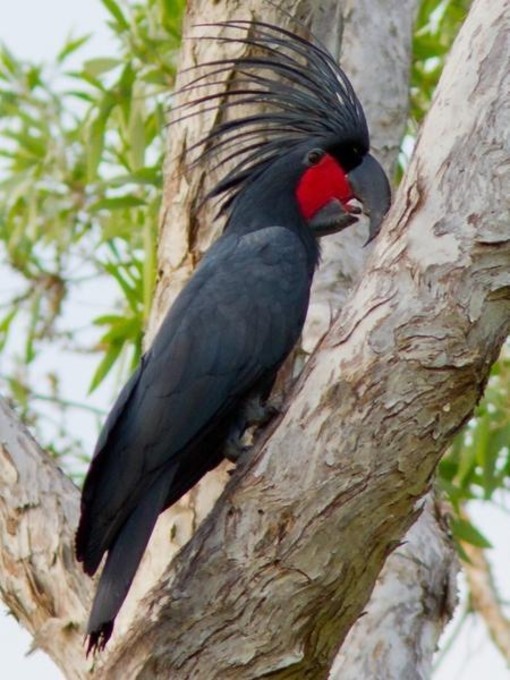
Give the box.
[101,0,510,676]
[0,397,91,678]
[331,494,459,679]
[123,0,423,661]
[2,1,508,677]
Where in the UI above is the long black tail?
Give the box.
[86,472,170,654]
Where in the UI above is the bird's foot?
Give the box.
[245,398,280,427]
[224,399,280,465]
[224,438,250,464]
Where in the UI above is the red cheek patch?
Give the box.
[296,154,353,220]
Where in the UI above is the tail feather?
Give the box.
[85,471,171,654]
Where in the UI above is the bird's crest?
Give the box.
[174,20,369,214]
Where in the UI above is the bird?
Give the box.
[75,19,391,653]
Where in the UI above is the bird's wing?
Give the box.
[77,226,312,573]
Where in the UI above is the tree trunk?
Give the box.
[1,0,508,677]
[330,495,459,679]
[0,398,92,678]
[135,2,458,678]
[126,0,424,661]
[102,0,510,676]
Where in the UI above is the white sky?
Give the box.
[0,2,509,679]
[0,2,111,678]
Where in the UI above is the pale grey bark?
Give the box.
[100,0,510,676]
[0,398,91,678]
[129,0,422,660]
[1,0,508,677]
[138,2,453,678]
[330,496,459,680]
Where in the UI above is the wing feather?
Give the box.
[77,226,311,573]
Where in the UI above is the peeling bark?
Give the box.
[0,0,508,677]
[0,398,90,678]
[100,0,510,676]
[126,0,421,658]
[330,495,459,679]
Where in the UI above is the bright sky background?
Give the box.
[1,2,509,679]
[0,2,112,677]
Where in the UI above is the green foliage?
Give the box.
[440,356,510,545]
[0,0,184,466]
[397,0,472,179]
[410,0,472,128]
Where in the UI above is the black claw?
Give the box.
[245,399,280,427]
[224,439,250,463]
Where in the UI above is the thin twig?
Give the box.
[461,509,510,664]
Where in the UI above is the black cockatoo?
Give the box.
[76,20,391,652]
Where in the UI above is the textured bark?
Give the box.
[0,0,508,677]
[126,0,421,655]
[99,0,510,676]
[0,398,91,678]
[130,2,454,677]
[330,495,459,679]
[306,0,420,351]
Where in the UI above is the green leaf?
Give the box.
[89,195,146,211]
[67,69,106,91]
[89,341,123,392]
[158,0,185,37]
[482,420,510,498]
[0,44,20,77]
[141,67,171,86]
[450,517,492,549]
[84,58,121,77]
[93,313,125,326]
[101,167,161,188]
[25,292,42,364]
[101,0,129,31]
[455,436,477,489]
[8,377,29,409]
[102,263,141,314]
[86,93,115,180]
[129,105,146,170]
[26,65,43,90]
[0,308,18,351]
[117,62,135,126]
[97,317,137,343]
[57,34,91,63]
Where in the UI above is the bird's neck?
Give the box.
[225,183,321,272]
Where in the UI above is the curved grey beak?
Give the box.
[347,153,391,244]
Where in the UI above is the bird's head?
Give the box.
[178,20,391,242]
[294,142,391,242]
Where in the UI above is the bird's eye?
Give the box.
[305,148,325,166]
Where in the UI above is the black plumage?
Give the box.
[76,20,391,652]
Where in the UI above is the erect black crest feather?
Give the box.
[174,20,369,214]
